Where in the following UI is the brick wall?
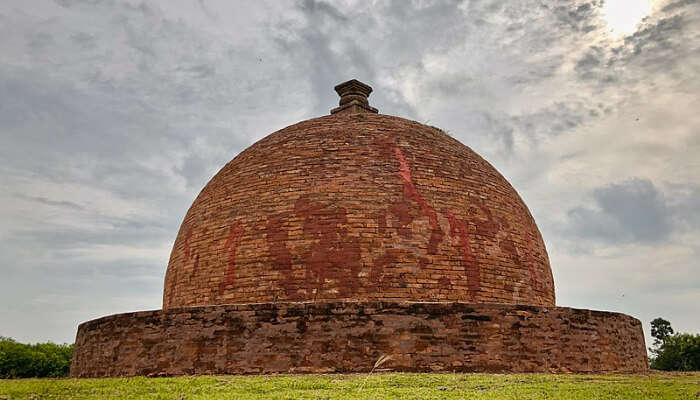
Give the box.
[71,302,648,377]
[164,113,555,309]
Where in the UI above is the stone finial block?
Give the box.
[331,79,379,114]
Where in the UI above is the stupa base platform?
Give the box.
[70,301,648,377]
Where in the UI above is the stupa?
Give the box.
[70,80,648,377]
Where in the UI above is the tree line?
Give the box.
[0,337,73,378]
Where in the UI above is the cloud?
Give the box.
[560,177,700,253]
[668,184,700,228]
[272,0,376,114]
[549,1,602,33]
[566,178,674,243]
[661,0,699,13]
[509,101,611,143]
[7,217,172,251]
[13,193,85,211]
[571,0,699,87]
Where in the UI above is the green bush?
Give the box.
[649,318,700,371]
[650,333,700,371]
[0,336,74,378]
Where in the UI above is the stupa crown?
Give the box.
[331,78,378,115]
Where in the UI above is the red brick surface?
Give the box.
[70,301,648,377]
[164,113,555,309]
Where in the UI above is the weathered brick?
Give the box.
[70,301,648,377]
[71,80,647,376]
[163,110,555,308]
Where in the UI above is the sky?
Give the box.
[0,0,698,348]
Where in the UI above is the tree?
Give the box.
[651,318,674,346]
[649,318,700,371]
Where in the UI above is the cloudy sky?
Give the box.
[1,0,698,348]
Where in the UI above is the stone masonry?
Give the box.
[71,80,648,376]
[71,301,648,377]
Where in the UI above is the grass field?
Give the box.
[1,372,698,399]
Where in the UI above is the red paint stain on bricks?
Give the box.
[219,222,246,295]
[183,226,193,261]
[265,212,298,297]
[471,197,500,236]
[295,197,361,298]
[393,146,444,254]
[192,253,200,277]
[370,249,400,291]
[168,267,178,308]
[446,210,480,300]
[266,213,293,273]
[389,200,414,238]
[526,232,538,294]
[183,225,200,278]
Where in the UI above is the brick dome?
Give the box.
[73,81,648,378]
[163,80,555,309]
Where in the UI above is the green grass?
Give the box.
[1,373,699,399]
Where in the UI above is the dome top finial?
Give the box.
[330,79,379,115]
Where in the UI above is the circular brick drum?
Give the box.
[71,80,648,377]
